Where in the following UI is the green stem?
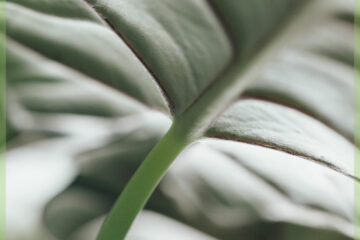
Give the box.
[96,120,190,240]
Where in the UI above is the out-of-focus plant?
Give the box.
[2,0,358,239]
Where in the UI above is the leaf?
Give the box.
[4,2,169,113]
[207,99,354,178]
[243,49,354,140]
[85,0,233,114]
[4,0,357,239]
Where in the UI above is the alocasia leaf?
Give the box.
[3,0,358,239]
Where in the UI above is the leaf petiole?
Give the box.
[96,120,190,240]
